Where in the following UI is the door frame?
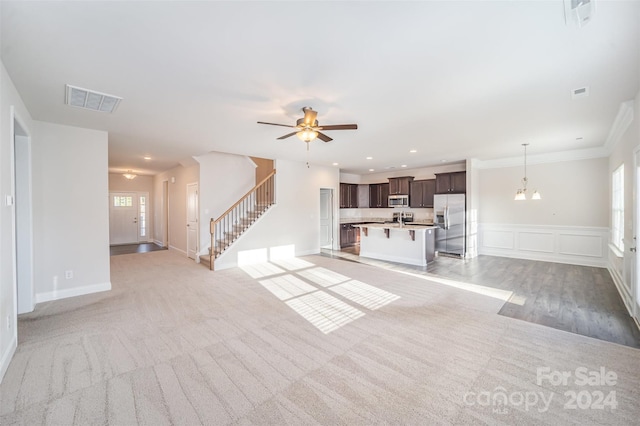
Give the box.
[186,182,199,260]
[633,147,640,321]
[12,107,34,314]
[319,188,334,249]
[109,191,148,245]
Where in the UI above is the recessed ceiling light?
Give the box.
[366,156,373,160]
[143,156,152,160]
[401,165,407,168]
[369,169,375,172]
[409,149,417,153]
[332,162,339,166]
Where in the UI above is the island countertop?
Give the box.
[352,223,436,231]
[351,223,436,266]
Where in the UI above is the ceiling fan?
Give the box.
[257,107,358,143]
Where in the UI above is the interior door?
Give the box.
[320,189,333,248]
[186,183,199,259]
[109,192,138,245]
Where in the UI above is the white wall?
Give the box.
[153,164,199,255]
[215,159,340,269]
[477,157,610,266]
[0,60,34,382]
[32,122,111,302]
[196,152,256,255]
[608,92,639,316]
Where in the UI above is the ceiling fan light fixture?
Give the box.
[297,129,318,143]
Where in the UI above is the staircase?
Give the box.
[204,170,276,270]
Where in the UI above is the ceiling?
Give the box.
[1,1,638,175]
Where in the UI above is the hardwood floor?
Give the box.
[326,246,640,348]
[109,242,167,256]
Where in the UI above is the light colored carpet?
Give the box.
[1,250,639,425]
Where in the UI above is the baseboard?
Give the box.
[608,263,634,316]
[35,281,111,304]
[168,245,187,255]
[0,333,17,384]
[153,239,165,247]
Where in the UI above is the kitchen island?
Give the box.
[353,223,436,267]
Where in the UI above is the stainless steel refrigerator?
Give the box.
[434,194,465,256]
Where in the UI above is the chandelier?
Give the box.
[515,143,541,201]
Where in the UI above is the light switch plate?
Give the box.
[5,195,14,206]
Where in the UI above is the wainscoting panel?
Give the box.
[518,232,554,253]
[481,229,514,250]
[479,224,608,267]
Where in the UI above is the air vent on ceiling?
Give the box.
[65,84,122,113]
[571,86,590,99]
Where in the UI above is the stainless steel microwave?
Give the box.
[388,194,409,208]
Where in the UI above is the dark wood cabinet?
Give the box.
[410,179,435,208]
[369,183,389,208]
[435,171,466,194]
[340,223,361,247]
[340,183,358,208]
[388,176,414,195]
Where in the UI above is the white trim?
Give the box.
[153,239,164,247]
[604,101,634,154]
[169,245,187,255]
[35,282,111,304]
[0,335,17,384]
[608,262,633,316]
[479,223,608,267]
[474,147,609,169]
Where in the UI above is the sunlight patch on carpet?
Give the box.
[329,280,401,310]
[285,291,365,334]
[259,275,317,301]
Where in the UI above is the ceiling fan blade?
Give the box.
[303,108,318,126]
[257,121,296,128]
[316,132,333,142]
[317,124,358,131]
[277,131,298,140]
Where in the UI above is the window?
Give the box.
[113,196,133,207]
[612,164,624,251]
[139,195,146,238]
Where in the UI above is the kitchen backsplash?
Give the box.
[340,208,434,221]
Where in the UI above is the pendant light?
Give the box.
[123,170,137,180]
[514,143,541,201]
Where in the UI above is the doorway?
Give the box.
[320,188,334,248]
[109,192,149,245]
[186,182,199,260]
[13,112,34,314]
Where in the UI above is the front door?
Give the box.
[109,192,139,245]
[320,189,333,248]
[186,183,199,259]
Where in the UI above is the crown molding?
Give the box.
[603,100,634,154]
[473,146,610,169]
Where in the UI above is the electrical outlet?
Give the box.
[65,270,73,279]
[6,315,11,330]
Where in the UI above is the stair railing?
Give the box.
[209,170,276,270]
